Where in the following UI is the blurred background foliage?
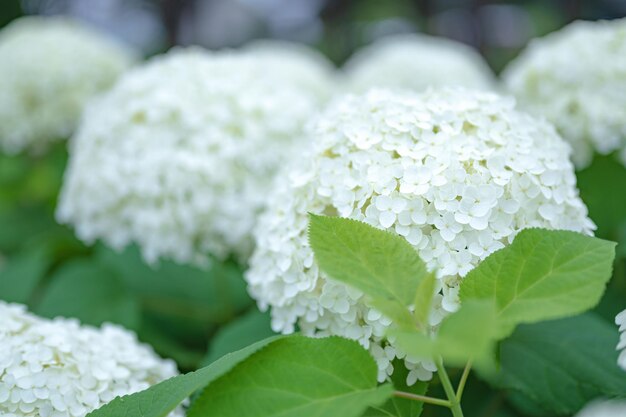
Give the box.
[1,1,625,417]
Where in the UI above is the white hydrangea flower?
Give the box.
[343,34,494,93]
[617,309,626,371]
[246,88,594,383]
[576,400,626,417]
[0,16,136,155]
[0,301,182,417]
[57,44,335,265]
[503,18,626,168]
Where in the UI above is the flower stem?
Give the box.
[392,391,451,408]
[456,360,472,401]
[436,357,464,417]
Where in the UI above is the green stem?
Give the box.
[392,391,451,408]
[436,357,464,417]
[456,360,472,401]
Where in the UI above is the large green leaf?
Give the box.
[202,308,275,366]
[363,359,428,417]
[460,228,615,338]
[308,214,431,328]
[35,259,140,330]
[392,300,496,368]
[0,245,50,304]
[188,335,393,417]
[87,336,283,417]
[495,313,626,415]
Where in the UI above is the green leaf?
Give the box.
[460,228,616,338]
[87,336,283,417]
[188,335,393,417]
[308,214,432,328]
[577,154,626,239]
[0,245,50,304]
[35,259,140,330]
[413,273,437,330]
[392,300,496,368]
[97,245,251,325]
[363,359,428,417]
[495,313,626,415]
[202,309,276,366]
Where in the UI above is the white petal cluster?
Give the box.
[0,301,181,417]
[57,45,335,265]
[344,34,494,93]
[617,309,626,371]
[246,88,594,383]
[503,18,626,168]
[0,16,136,154]
[576,401,626,417]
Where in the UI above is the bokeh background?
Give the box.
[1,2,626,416]
[2,0,626,70]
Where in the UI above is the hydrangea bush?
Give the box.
[0,16,136,154]
[56,45,335,265]
[0,301,181,417]
[0,14,624,417]
[344,34,495,93]
[504,18,626,168]
[246,88,594,381]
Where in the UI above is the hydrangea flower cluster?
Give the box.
[246,88,594,383]
[503,18,626,168]
[0,301,181,417]
[617,309,626,371]
[57,45,335,265]
[343,34,494,93]
[576,401,626,417]
[0,16,136,154]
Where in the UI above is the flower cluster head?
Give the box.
[617,309,626,371]
[57,44,335,265]
[343,34,494,93]
[503,18,626,168]
[0,16,136,155]
[0,301,181,417]
[246,88,594,383]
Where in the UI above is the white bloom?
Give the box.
[0,16,136,154]
[0,301,181,417]
[503,18,626,168]
[57,44,335,265]
[246,88,594,383]
[344,34,494,93]
[617,309,626,371]
[576,400,626,417]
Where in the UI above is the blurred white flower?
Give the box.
[246,88,594,383]
[0,301,181,417]
[0,16,136,154]
[503,18,626,168]
[617,309,626,371]
[57,44,335,265]
[343,34,494,93]
[576,400,626,417]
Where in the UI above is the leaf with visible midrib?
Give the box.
[188,335,393,417]
[459,228,615,338]
[87,336,283,417]
[308,214,431,328]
